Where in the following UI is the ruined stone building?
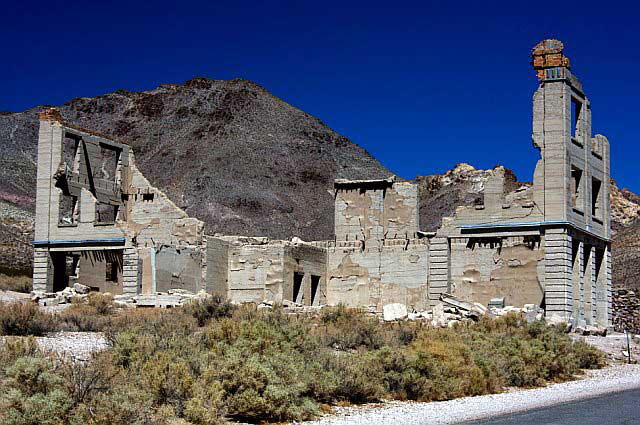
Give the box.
[31,40,612,326]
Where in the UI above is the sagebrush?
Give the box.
[0,303,605,424]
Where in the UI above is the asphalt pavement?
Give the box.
[461,388,640,425]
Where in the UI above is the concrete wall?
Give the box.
[334,179,419,243]
[154,245,202,293]
[32,113,131,292]
[327,238,429,311]
[450,236,544,307]
[220,237,328,305]
[75,250,124,294]
[205,236,229,297]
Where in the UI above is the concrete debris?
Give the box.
[574,325,608,337]
[383,303,409,321]
[31,287,213,309]
[431,303,448,327]
[73,283,90,294]
[32,288,89,306]
[489,298,506,309]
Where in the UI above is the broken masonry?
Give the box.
[31,39,611,327]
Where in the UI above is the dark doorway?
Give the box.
[51,252,69,292]
[310,275,320,306]
[293,272,304,303]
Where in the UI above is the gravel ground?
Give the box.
[571,332,640,363]
[299,364,640,425]
[35,332,109,361]
[0,290,30,303]
[0,332,110,362]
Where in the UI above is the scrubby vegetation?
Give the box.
[0,299,606,424]
[0,274,32,293]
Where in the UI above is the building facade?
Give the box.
[32,40,612,326]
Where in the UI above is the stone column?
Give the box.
[122,247,141,295]
[571,239,582,324]
[595,246,610,327]
[32,248,52,292]
[32,112,65,293]
[583,244,595,325]
[544,228,573,319]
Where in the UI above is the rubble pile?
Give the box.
[31,283,93,307]
[31,284,212,308]
[613,287,640,333]
[375,294,545,328]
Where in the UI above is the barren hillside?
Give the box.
[1,80,639,290]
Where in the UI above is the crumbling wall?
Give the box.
[120,158,206,294]
[224,237,285,303]
[154,245,202,293]
[125,159,204,247]
[335,186,384,242]
[205,236,229,297]
[334,178,419,243]
[450,236,544,307]
[283,243,327,305]
[75,249,124,294]
[327,238,429,310]
[330,179,426,311]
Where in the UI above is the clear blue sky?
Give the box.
[2,1,638,191]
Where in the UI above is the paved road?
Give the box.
[461,388,640,425]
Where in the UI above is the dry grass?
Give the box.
[0,274,31,293]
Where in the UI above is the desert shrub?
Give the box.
[0,356,72,425]
[0,302,57,336]
[184,369,226,425]
[59,304,112,332]
[213,347,318,421]
[86,293,114,315]
[69,382,157,425]
[0,304,606,424]
[317,306,385,350]
[327,352,384,403]
[0,337,41,374]
[182,296,235,326]
[0,274,32,293]
[572,339,606,369]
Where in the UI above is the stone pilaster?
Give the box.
[32,248,52,292]
[122,247,141,295]
[544,228,573,319]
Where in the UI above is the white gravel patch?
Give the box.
[300,364,640,425]
[34,332,109,361]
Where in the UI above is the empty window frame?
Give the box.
[105,261,118,282]
[58,194,79,226]
[94,144,120,182]
[96,203,118,224]
[62,134,80,173]
[571,97,583,140]
[570,166,584,211]
[591,177,602,220]
[142,192,154,202]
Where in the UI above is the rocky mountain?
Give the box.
[0,77,392,237]
[1,79,640,292]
